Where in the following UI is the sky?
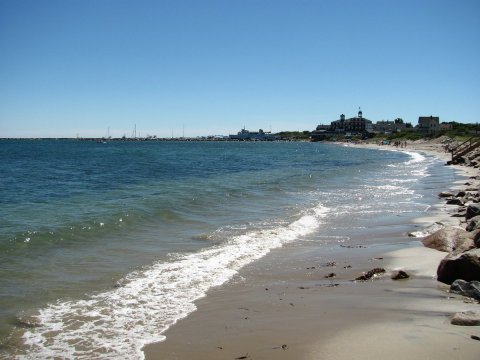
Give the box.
[1,0,479,138]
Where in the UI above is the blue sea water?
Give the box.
[0,140,457,358]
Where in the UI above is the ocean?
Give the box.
[0,140,458,359]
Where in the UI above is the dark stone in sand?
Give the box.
[235,354,251,359]
[355,268,385,281]
[446,198,464,206]
[474,232,480,248]
[323,261,337,267]
[324,272,336,278]
[451,311,480,326]
[466,216,480,232]
[450,279,480,300]
[422,226,474,253]
[472,335,480,341]
[437,248,480,284]
[391,270,410,280]
[439,191,455,198]
[466,204,480,220]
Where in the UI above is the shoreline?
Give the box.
[144,140,480,360]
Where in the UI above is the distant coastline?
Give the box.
[0,136,307,142]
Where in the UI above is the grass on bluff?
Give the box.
[377,122,480,142]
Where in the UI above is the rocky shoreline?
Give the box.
[376,137,480,327]
[421,171,480,325]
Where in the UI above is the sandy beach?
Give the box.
[143,140,480,360]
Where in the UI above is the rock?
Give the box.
[422,226,474,253]
[355,268,385,281]
[466,216,480,232]
[474,232,480,248]
[450,279,480,300]
[451,311,480,326]
[437,248,480,284]
[456,157,466,164]
[323,261,337,267]
[391,270,410,280]
[456,191,467,198]
[408,222,445,238]
[439,191,455,198]
[466,204,480,220]
[451,211,467,218]
[446,198,464,206]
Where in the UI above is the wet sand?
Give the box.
[144,141,480,360]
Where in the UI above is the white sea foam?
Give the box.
[403,151,426,165]
[19,204,330,359]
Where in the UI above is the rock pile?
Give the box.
[426,173,480,303]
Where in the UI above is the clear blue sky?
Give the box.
[1,0,479,138]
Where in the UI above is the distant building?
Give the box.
[330,110,373,134]
[417,116,440,135]
[373,120,406,134]
[311,110,373,141]
[229,128,278,141]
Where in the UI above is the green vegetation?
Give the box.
[374,131,424,141]
[281,122,479,143]
[369,122,480,142]
[438,122,480,139]
[276,131,311,140]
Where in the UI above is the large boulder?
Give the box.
[450,279,480,300]
[466,215,480,232]
[422,226,474,253]
[451,311,480,326]
[446,198,464,206]
[474,231,480,248]
[466,204,480,220]
[437,248,480,284]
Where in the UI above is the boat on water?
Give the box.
[229,128,279,141]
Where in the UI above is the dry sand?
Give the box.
[143,140,480,360]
